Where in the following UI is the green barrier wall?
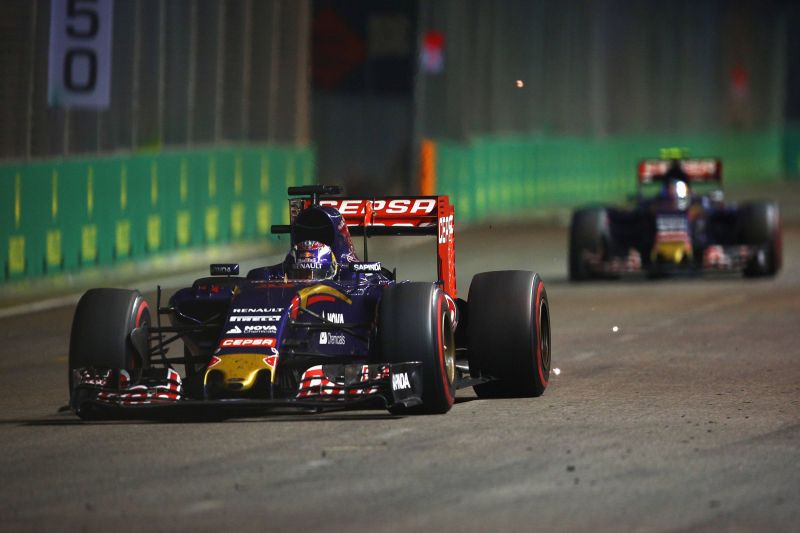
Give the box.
[0,146,314,282]
[784,125,800,180]
[436,129,788,223]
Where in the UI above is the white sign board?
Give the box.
[48,0,114,108]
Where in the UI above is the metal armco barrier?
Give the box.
[1,146,314,282]
[433,129,788,223]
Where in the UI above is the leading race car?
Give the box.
[569,154,782,280]
[69,185,551,419]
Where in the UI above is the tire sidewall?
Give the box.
[69,289,151,392]
[379,283,454,414]
[741,201,781,277]
[468,271,550,397]
[569,207,609,280]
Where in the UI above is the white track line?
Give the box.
[0,273,202,320]
[0,293,85,319]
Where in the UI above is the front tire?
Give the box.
[69,289,151,394]
[379,283,455,414]
[468,271,551,398]
[740,201,782,277]
[569,207,610,281]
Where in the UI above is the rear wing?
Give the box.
[637,158,722,184]
[272,187,457,297]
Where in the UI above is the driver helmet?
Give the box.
[289,240,337,280]
[659,178,690,210]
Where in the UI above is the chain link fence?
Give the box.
[417,0,788,141]
[0,0,310,161]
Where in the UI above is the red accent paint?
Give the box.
[135,300,149,327]
[307,295,336,306]
[436,292,455,405]
[534,280,549,387]
[436,198,457,298]
[131,300,150,370]
[637,158,721,184]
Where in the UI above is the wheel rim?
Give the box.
[441,312,456,385]
[539,299,551,375]
[132,302,151,370]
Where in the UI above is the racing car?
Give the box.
[69,185,551,419]
[569,154,782,280]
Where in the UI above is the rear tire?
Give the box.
[740,201,782,277]
[569,207,609,281]
[69,289,151,394]
[379,283,455,414]
[468,271,550,398]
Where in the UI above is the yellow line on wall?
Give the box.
[51,170,58,221]
[150,161,159,207]
[14,172,21,228]
[120,163,128,211]
[87,167,94,218]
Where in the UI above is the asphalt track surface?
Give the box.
[1,222,798,532]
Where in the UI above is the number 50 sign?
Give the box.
[48,0,114,108]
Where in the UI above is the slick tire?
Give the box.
[69,289,151,394]
[569,207,610,281]
[468,271,551,398]
[740,201,782,277]
[379,283,456,414]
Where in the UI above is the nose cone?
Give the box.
[204,354,274,393]
[652,241,692,264]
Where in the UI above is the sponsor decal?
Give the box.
[323,311,344,324]
[229,315,281,322]
[320,198,437,216]
[352,262,381,272]
[231,308,283,313]
[226,325,242,334]
[656,215,689,233]
[219,337,276,348]
[319,332,345,345]
[244,325,277,334]
[263,347,279,368]
[210,263,239,276]
[438,213,454,243]
[392,372,411,391]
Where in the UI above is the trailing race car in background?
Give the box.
[569,155,782,280]
[69,185,551,419]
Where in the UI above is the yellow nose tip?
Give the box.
[204,354,274,391]
[652,242,692,264]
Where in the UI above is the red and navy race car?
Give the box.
[69,185,551,419]
[569,156,782,280]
